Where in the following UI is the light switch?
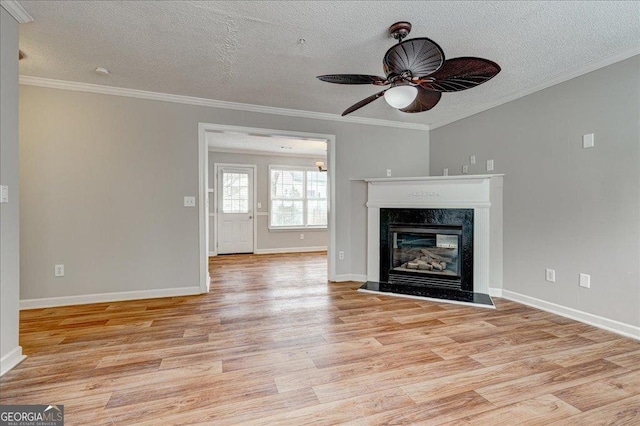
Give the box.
[184,196,196,207]
[257,202,262,209]
[583,133,594,148]
[0,185,7,203]
[487,159,494,172]
[579,273,591,288]
[470,155,476,165]
[443,168,449,176]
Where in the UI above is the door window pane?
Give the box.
[222,172,250,213]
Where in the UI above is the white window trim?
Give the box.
[268,164,328,231]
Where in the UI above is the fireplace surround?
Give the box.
[360,175,503,307]
[382,208,474,291]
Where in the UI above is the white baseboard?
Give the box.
[254,246,327,255]
[0,346,26,376]
[332,274,367,283]
[20,286,202,310]
[489,288,503,297]
[501,290,640,341]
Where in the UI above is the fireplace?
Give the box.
[380,208,474,292]
[360,175,504,307]
[388,225,463,289]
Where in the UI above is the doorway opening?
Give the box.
[215,164,256,255]
[198,123,336,293]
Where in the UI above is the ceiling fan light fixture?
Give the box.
[384,85,418,109]
[94,67,110,76]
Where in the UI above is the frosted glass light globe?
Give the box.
[384,85,418,109]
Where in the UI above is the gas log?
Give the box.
[404,257,448,272]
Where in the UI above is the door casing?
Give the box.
[212,163,258,256]
[198,123,336,294]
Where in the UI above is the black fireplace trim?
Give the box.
[380,208,474,292]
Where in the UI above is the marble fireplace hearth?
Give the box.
[359,174,503,308]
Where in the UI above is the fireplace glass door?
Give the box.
[388,225,463,289]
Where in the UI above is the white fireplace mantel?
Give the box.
[364,174,504,296]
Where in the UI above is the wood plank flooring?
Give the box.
[1,252,639,424]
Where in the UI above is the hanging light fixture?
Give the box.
[316,21,501,116]
[384,85,418,109]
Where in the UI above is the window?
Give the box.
[221,172,249,213]
[269,166,327,229]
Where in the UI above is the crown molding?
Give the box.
[1,1,33,23]
[430,46,640,130]
[18,76,430,132]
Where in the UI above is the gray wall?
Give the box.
[208,151,328,251]
[430,56,640,327]
[0,7,22,369]
[19,84,429,300]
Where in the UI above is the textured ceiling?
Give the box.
[17,1,640,128]
[207,132,327,157]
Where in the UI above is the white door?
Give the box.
[217,167,254,254]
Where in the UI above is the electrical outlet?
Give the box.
[462,165,468,174]
[545,268,555,282]
[487,159,494,172]
[184,196,196,207]
[386,169,392,177]
[55,264,64,277]
[443,168,449,176]
[300,233,304,240]
[0,185,8,203]
[338,251,345,260]
[470,155,476,165]
[579,273,591,288]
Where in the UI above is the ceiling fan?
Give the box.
[317,22,501,116]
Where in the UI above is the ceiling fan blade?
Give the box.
[383,38,445,80]
[317,74,389,85]
[341,90,387,116]
[419,57,501,92]
[400,87,442,113]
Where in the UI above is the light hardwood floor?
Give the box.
[1,252,639,425]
